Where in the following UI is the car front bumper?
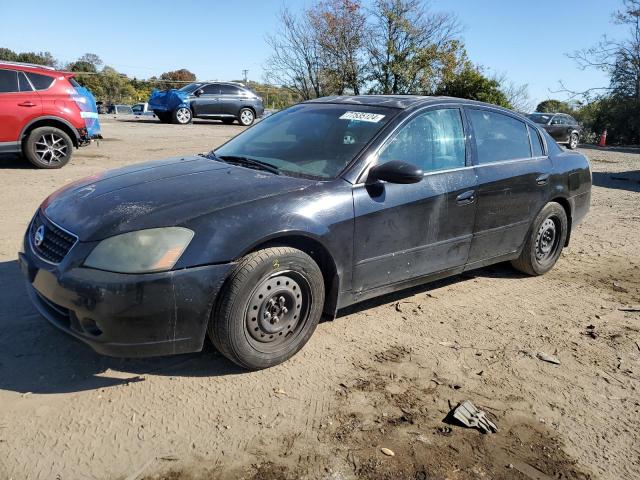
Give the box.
[19,249,234,357]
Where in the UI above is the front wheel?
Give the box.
[172,107,192,124]
[568,132,579,150]
[511,202,568,276]
[238,108,255,126]
[208,247,324,370]
[24,126,73,169]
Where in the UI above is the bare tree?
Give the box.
[264,8,324,99]
[563,0,640,101]
[365,0,461,94]
[309,0,367,95]
[492,72,533,113]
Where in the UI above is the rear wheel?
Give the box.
[154,111,171,123]
[511,202,568,276]
[568,132,579,150]
[172,107,192,124]
[24,126,73,169]
[208,247,324,370]
[238,108,255,126]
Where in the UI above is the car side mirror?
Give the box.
[367,160,423,184]
[195,89,203,96]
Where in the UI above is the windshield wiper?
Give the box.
[214,154,280,175]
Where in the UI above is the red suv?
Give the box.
[0,62,101,169]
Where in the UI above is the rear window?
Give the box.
[0,69,18,93]
[26,72,54,90]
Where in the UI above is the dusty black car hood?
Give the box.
[42,156,314,241]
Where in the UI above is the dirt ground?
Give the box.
[0,117,638,480]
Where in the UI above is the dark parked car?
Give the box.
[148,82,264,126]
[527,112,581,149]
[19,96,591,370]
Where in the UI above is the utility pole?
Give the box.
[242,69,248,84]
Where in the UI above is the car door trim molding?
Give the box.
[0,141,20,152]
[353,232,473,266]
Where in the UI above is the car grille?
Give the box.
[30,212,78,264]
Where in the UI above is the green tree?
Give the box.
[535,99,574,114]
[436,66,511,108]
[0,48,57,67]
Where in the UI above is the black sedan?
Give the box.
[19,96,591,370]
[527,112,582,149]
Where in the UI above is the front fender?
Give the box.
[176,182,356,289]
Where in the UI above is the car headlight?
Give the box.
[84,227,194,273]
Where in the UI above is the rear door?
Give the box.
[218,85,243,116]
[465,107,551,266]
[0,69,42,148]
[191,83,223,116]
[352,106,477,292]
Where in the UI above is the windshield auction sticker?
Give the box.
[339,111,386,123]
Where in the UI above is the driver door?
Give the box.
[352,107,477,293]
[191,84,222,116]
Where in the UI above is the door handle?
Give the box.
[18,101,36,107]
[536,174,550,186]
[456,190,476,205]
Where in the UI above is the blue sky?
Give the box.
[0,0,624,107]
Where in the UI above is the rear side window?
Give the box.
[219,85,241,95]
[379,108,466,172]
[25,72,54,90]
[0,69,18,93]
[528,125,544,156]
[468,109,531,163]
[18,72,33,91]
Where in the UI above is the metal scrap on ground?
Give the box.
[450,400,498,434]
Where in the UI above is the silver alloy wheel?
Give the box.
[176,107,191,124]
[569,133,578,149]
[240,109,254,126]
[34,133,68,165]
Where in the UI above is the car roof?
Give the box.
[0,61,63,75]
[305,95,517,113]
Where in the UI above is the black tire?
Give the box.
[511,202,568,276]
[221,118,235,125]
[154,111,171,123]
[172,107,192,124]
[208,247,325,370]
[568,132,579,150]
[24,126,73,169]
[238,108,255,126]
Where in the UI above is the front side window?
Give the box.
[528,125,544,156]
[200,84,220,95]
[378,108,466,172]
[468,109,531,163]
[0,69,18,93]
[214,104,396,179]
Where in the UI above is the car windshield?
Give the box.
[178,83,202,92]
[527,113,553,125]
[213,104,396,179]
